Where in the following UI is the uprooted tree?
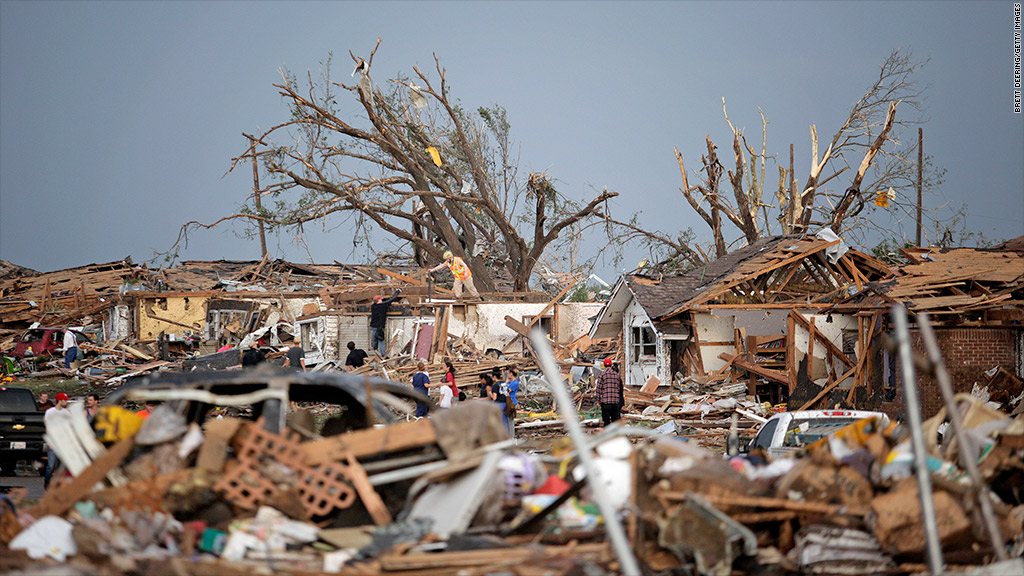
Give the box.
[603,48,946,269]
[165,42,617,292]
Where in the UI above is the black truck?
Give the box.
[0,386,47,475]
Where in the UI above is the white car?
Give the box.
[746,409,890,458]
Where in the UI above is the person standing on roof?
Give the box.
[428,250,481,301]
[370,289,401,357]
[62,329,78,370]
[596,358,623,427]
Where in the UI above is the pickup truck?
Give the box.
[0,386,47,475]
[746,409,890,459]
[12,327,91,359]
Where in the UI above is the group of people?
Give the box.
[410,363,520,435]
[401,355,621,439]
[37,390,159,489]
[38,391,100,488]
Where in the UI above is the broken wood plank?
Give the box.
[302,418,438,466]
[343,453,392,526]
[681,239,840,310]
[117,342,154,362]
[659,490,868,516]
[711,353,739,379]
[31,438,135,518]
[377,543,609,570]
[144,313,202,331]
[720,353,792,387]
[376,267,423,285]
[789,310,854,367]
[500,280,577,354]
[797,363,859,410]
[640,374,661,395]
[197,418,243,473]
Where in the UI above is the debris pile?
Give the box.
[2,369,1021,575]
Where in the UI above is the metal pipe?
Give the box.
[531,327,642,576]
[916,313,1007,560]
[892,304,944,575]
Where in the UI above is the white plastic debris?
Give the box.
[177,423,205,459]
[595,436,633,460]
[815,227,850,264]
[9,516,77,561]
[409,83,427,109]
[572,458,632,510]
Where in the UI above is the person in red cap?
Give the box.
[596,358,623,427]
[43,392,71,488]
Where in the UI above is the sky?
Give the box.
[1,1,1022,281]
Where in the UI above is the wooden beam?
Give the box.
[807,316,816,376]
[797,364,858,410]
[681,239,840,310]
[691,322,706,374]
[376,267,423,285]
[846,312,880,405]
[789,311,854,368]
[501,280,576,353]
[786,314,796,392]
[31,438,135,518]
[302,418,438,466]
[720,352,792,386]
[839,254,864,291]
[658,491,868,517]
[711,353,739,378]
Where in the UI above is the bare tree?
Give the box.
[645,48,945,268]
[164,43,616,291]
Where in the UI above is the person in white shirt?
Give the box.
[44,393,71,488]
[62,329,78,369]
[438,384,454,408]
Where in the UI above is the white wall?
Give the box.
[623,298,659,388]
[445,302,603,354]
[690,309,856,382]
[694,312,733,373]
[792,312,857,383]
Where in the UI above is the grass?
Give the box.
[5,376,99,400]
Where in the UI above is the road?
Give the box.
[0,467,46,500]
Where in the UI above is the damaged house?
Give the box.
[832,239,1024,417]
[1,258,601,372]
[590,234,893,408]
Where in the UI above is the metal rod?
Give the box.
[892,304,944,575]
[916,312,1007,560]
[531,327,642,576]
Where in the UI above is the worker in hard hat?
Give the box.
[428,250,481,300]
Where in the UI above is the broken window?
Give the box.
[206,310,250,342]
[299,320,321,351]
[523,315,553,339]
[842,329,858,357]
[882,341,898,401]
[631,325,657,362]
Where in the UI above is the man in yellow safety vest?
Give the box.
[429,250,481,300]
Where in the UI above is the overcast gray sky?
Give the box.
[2,1,1022,277]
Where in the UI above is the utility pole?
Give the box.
[244,132,266,258]
[916,128,923,247]
[788,143,796,233]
